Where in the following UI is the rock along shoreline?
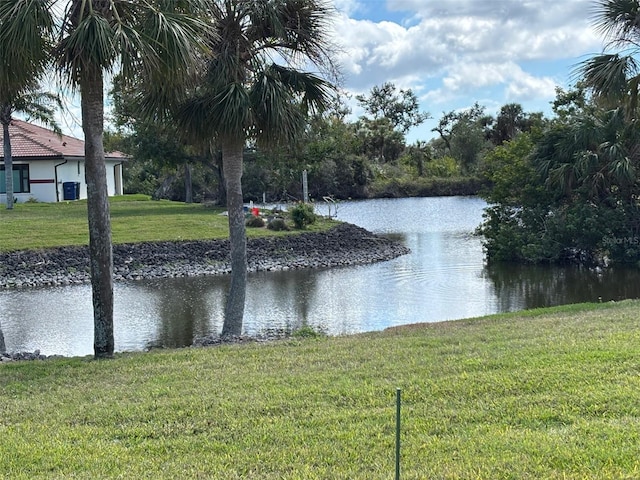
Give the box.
[0,223,410,290]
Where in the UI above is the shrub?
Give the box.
[267,217,289,231]
[424,156,461,177]
[245,215,265,228]
[290,202,317,229]
[291,325,326,339]
[367,176,486,198]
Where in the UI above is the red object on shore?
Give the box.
[251,207,259,216]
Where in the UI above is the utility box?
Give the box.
[62,182,80,200]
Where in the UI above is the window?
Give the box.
[0,164,30,194]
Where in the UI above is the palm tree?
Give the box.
[577,0,640,112]
[537,107,639,200]
[171,0,337,336]
[1,87,62,210]
[0,0,55,210]
[0,0,209,358]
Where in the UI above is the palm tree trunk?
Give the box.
[81,66,114,358]
[2,120,14,210]
[221,137,246,337]
[214,149,226,205]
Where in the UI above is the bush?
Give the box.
[267,217,289,231]
[424,156,461,177]
[367,176,487,198]
[289,202,317,229]
[245,215,265,228]
[291,325,326,339]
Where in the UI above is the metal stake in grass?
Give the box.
[395,387,401,480]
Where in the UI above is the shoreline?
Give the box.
[0,222,409,361]
[0,223,410,289]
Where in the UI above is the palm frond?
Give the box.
[249,68,304,145]
[608,155,636,183]
[15,91,62,134]
[590,170,609,195]
[243,0,339,81]
[578,53,638,100]
[268,64,333,113]
[55,8,118,84]
[575,151,600,178]
[53,0,210,91]
[176,82,252,142]
[0,0,55,93]
[548,163,578,195]
[592,0,640,49]
[133,2,212,81]
[172,93,218,144]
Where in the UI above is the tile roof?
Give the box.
[0,119,126,160]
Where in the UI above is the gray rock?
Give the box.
[0,223,410,289]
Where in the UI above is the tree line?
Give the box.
[480,0,640,267]
[109,82,544,203]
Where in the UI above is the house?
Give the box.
[0,119,126,204]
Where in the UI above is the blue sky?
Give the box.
[49,0,606,144]
[331,0,606,142]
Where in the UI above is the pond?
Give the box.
[2,196,639,357]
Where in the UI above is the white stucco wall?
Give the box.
[56,159,85,202]
[1,157,124,204]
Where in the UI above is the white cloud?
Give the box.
[332,0,363,16]
[437,62,556,99]
[506,75,558,103]
[331,0,605,139]
[37,0,608,143]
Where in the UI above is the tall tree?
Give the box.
[432,103,488,174]
[1,88,61,209]
[577,0,640,113]
[1,0,208,358]
[432,102,485,153]
[432,102,489,173]
[0,0,56,210]
[356,82,429,133]
[485,103,543,146]
[355,117,405,163]
[354,82,427,163]
[171,0,337,337]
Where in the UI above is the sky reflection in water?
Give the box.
[2,197,637,356]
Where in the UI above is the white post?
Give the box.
[302,169,308,203]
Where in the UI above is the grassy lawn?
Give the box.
[1,300,640,478]
[0,195,336,252]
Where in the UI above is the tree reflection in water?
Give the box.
[0,322,5,353]
[135,277,226,349]
[484,263,640,312]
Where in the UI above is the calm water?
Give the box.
[2,196,639,356]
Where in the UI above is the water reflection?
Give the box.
[2,196,640,357]
[246,269,320,334]
[0,286,94,356]
[137,279,219,348]
[0,321,5,353]
[484,263,640,312]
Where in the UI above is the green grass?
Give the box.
[2,300,640,478]
[0,195,337,252]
